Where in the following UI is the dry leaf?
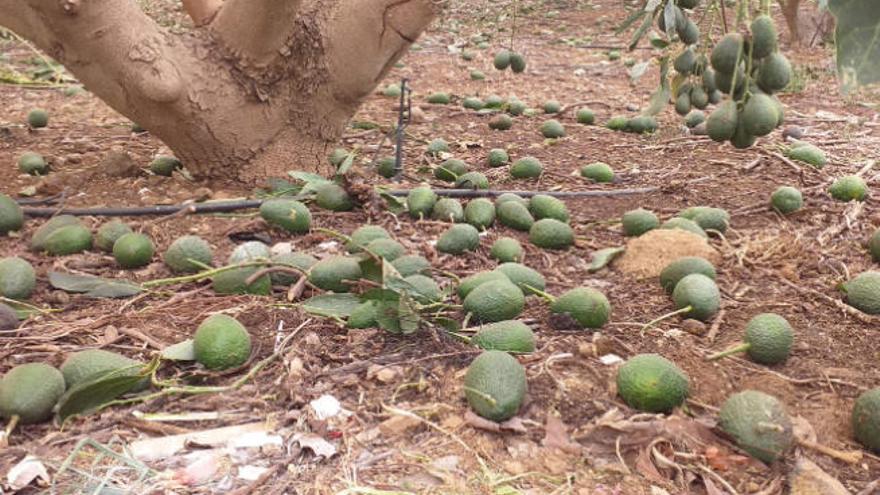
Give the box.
[7,455,50,490]
[635,447,667,484]
[542,412,582,454]
[172,452,225,486]
[130,422,271,461]
[792,416,818,444]
[789,456,849,495]
[464,410,527,433]
[702,476,725,495]
[293,433,337,458]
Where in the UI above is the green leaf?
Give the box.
[287,171,331,185]
[299,293,362,318]
[336,152,356,177]
[57,362,156,422]
[161,339,196,361]
[48,272,142,298]
[628,11,655,50]
[662,0,677,39]
[828,0,880,91]
[588,247,626,272]
[378,190,407,214]
[643,57,670,116]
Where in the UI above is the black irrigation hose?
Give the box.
[19,187,658,218]
[22,200,263,218]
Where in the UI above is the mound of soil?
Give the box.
[615,229,721,278]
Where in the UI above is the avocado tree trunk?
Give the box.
[0,0,437,184]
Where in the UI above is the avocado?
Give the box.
[193,314,252,370]
[529,218,574,250]
[495,193,528,207]
[543,100,562,114]
[464,350,527,421]
[464,198,496,230]
[470,70,486,81]
[507,99,527,115]
[487,149,509,167]
[27,109,49,128]
[690,87,709,109]
[660,217,707,238]
[347,225,390,253]
[616,354,689,413]
[786,142,826,168]
[510,157,543,179]
[757,53,791,93]
[95,221,133,252]
[212,266,271,295]
[529,195,569,222]
[364,238,406,261]
[493,50,511,70]
[495,262,545,295]
[496,201,535,231]
[403,274,442,304]
[30,215,80,250]
[383,84,402,97]
[60,349,146,391]
[18,151,48,175]
[674,47,697,75]
[489,114,513,131]
[0,362,65,424]
[842,271,880,314]
[869,230,880,262]
[44,224,93,255]
[580,162,614,183]
[0,194,24,235]
[471,320,535,353]
[750,15,778,59]
[376,157,396,178]
[490,237,524,263]
[730,118,757,149]
[770,186,803,214]
[461,96,483,110]
[659,256,716,293]
[431,198,465,223]
[455,172,490,190]
[540,119,566,139]
[0,257,36,300]
[674,93,692,116]
[464,280,525,322]
[437,224,480,254]
[710,33,744,74]
[576,108,595,125]
[622,208,659,236]
[309,256,363,293]
[149,156,182,176]
[228,241,271,264]
[741,93,778,137]
[0,303,19,330]
[426,138,450,155]
[391,255,431,277]
[315,183,354,211]
[853,388,880,453]
[719,390,793,463]
[458,271,511,299]
[672,273,720,321]
[550,287,612,329]
[484,95,505,109]
[742,313,794,364]
[678,18,699,45]
[348,301,379,328]
[260,199,311,233]
[679,206,730,233]
[408,186,438,218]
[434,159,468,182]
[269,252,316,285]
[627,115,659,134]
[426,92,451,104]
[707,100,738,142]
[685,110,706,128]
[509,52,527,73]
[606,116,629,131]
[829,175,867,202]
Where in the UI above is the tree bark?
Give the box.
[0,0,438,184]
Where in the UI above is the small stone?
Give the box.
[681,319,707,336]
[101,149,140,178]
[378,414,421,437]
[410,106,427,124]
[0,303,19,330]
[191,187,213,202]
[782,126,805,140]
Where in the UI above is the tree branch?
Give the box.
[326,0,438,103]
[210,0,303,66]
[182,0,222,26]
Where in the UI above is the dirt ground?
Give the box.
[2,0,880,493]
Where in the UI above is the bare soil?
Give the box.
[1,0,880,493]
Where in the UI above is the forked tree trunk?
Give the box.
[0,0,437,184]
